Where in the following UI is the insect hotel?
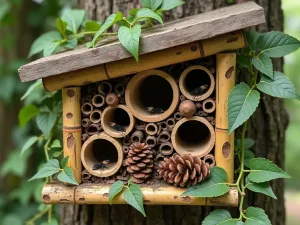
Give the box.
[18,2,265,206]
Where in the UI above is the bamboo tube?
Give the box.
[123,136,131,146]
[146,135,157,148]
[125,69,180,122]
[174,112,183,121]
[81,103,93,115]
[101,105,135,138]
[171,117,215,158]
[158,121,168,131]
[145,123,158,136]
[98,81,112,95]
[42,183,238,206]
[203,154,216,168]
[179,100,197,117]
[158,131,171,143]
[215,128,234,183]
[62,87,82,184]
[114,84,125,95]
[92,94,105,108]
[82,133,89,142]
[159,142,174,156]
[166,118,176,129]
[81,118,91,128]
[85,124,101,136]
[81,133,123,177]
[131,130,144,143]
[155,153,165,162]
[90,110,102,124]
[43,31,245,92]
[216,53,236,129]
[179,65,215,101]
[123,146,129,155]
[135,123,146,131]
[82,170,93,183]
[106,93,119,107]
[202,98,216,114]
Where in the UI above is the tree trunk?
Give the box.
[61,0,287,224]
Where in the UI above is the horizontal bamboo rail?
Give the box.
[41,183,238,206]
[43,31,245,91]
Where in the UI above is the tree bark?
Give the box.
[61,0,287,224]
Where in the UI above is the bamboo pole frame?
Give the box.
[62,87,82,183]
[215,53,236,183]
[42,183,238,206]
[43,31,246,92]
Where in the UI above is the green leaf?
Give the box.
[19,104,40,127]
[21,136,39,156]
[85,21,101,32]
[135,8,163,24]
[228,83,260,134]
[244,149,255,168]
[124,184,146,217]
[64,38,78,49]
[141,0,163,10]
[159,0,184,11]
[61,156,69,168]
[51,139,61,149]
[28,31,61,58]
[57,166,79,185]
[257,31,300,58]
[52,151,62,158]
[246,30,261,51]
[109,181,124,204]
[0,1,9,21]
[61,9,85,34]
[203,209,243,225]
[257,72,300,99]
[182,167,230,197]
[43,41,60,57]
[21,80,43,100]
[91,12,123,47]
[236,138,255,149]
[56,18,67,37]
[118,24,142,61]
[246,179,277,199]
[245,207,271,225]
[29,159,60,181]
[252,54,273,79]
[41,219,58,225]
[237,55,251,69]
[248,158,291,183]
[36,112,57,136]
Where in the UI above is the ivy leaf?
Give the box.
[56,18,67,37]
[85,21,101,32]
[43,41,61,57]
[141,0,163,10]
[228,83,260,134]
[251,54,273,79]
[124,184,146,217]
[158,0,184,11]
[203,209,244,225]
[60,156,69,168]
[182,167,230,197]
[19,104,40,127]
[28,31,61,58]
[136,8,163,24]
[248,158,291,183]
[244,149,255,168]
[109,181,124,204]
[21,80,43,101]
[57,166,79,185]
[21,136,39,156]
[29,159,60,181]
[245,207,271,225]
[36,112,57,136]
[246,30,261,51]
[61,9,85,34]
[91,12,123,47]
[257,31,300,58]
[257,72,300,99]
[118,24,142,61]
[246,178,277,199]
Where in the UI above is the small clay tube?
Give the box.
[203,154,216,168]
[131,130,144,143]
[159,142,174,156]
[85,124,99,136]
[98,81,112,95]
[179,100,196,117]
[82,118,91,128]
[202,98,216,114]
[166,118,176,129]
[90,110,102,124]
[145,123,158,136]
[174,112,183,121]
[158,121,168,131]
[114,84,125,96]
[158,131,171,143]
[92,94,105,108]
[146,135,157,148]
[81,103,93,115]
[106,93,119,107]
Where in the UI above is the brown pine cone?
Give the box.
[158,154,211,188]
[125,142,154,184]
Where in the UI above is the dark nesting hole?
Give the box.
[161,144,171,151]
[160,122,167,129]
[160,134,169,141]
[167,119,175,126]
[94,95,104,105]
[82,103,92,114]
[115,84,125,93]
[138,75,173,111]
[147,139,155,146]
[86,125,98,135]
[99,82,112,95]
[132,136,140,143]
[91,139,118,164]
[174,113,182,120]
[205,158,214,165]
[90,111,101,122]
[147,125,156,132]
[184,69,211,95]
[204,102,213,109]
[108,108,130,127]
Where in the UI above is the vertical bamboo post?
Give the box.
[215,53,236,183]
[63,87,82,183]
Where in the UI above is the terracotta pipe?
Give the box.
[106,93,119,107]
[159,142,174,156]
[98,81,112,95]
[131,130,144,143]
[203,154,216,168]
[82,118,91,128]
[145,123,159,136]
[179,100,196,117]
[90,109,102,124]
[146,135,157,148]
[202,98,216,113]
[114,84,125,96]
[81,103,93,115]
[92,94,105,108]
[158,131,171,143]
[174,112,183,121]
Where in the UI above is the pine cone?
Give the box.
[158,154,211,188]
[125,142,154,184]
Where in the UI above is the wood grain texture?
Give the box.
[18,2,265,82]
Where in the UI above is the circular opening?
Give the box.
[82,103,93,115]
[160,134,169,142]
[174,113,182,120]
[132,136,140,143]
[90,111,101,123]
[98,82,112,95]
[86,124,99,135]
[115,84,125,94]
[205,158,214,165]
[107,108,130,127]
[184,69,211,96]
[93,95,104,106]
[147,139,155,146]
[167,119,175,126]
[82,119,90,128]
[204,102,213,110]
[160,122,167,129]
[147,125,156,132]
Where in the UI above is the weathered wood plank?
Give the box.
[19,2,265,82]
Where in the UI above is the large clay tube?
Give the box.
[171,116,215,157]
[125,69,180,122]
[179,65,215,101]
[81,133,123,177]
[101,105,135,138]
